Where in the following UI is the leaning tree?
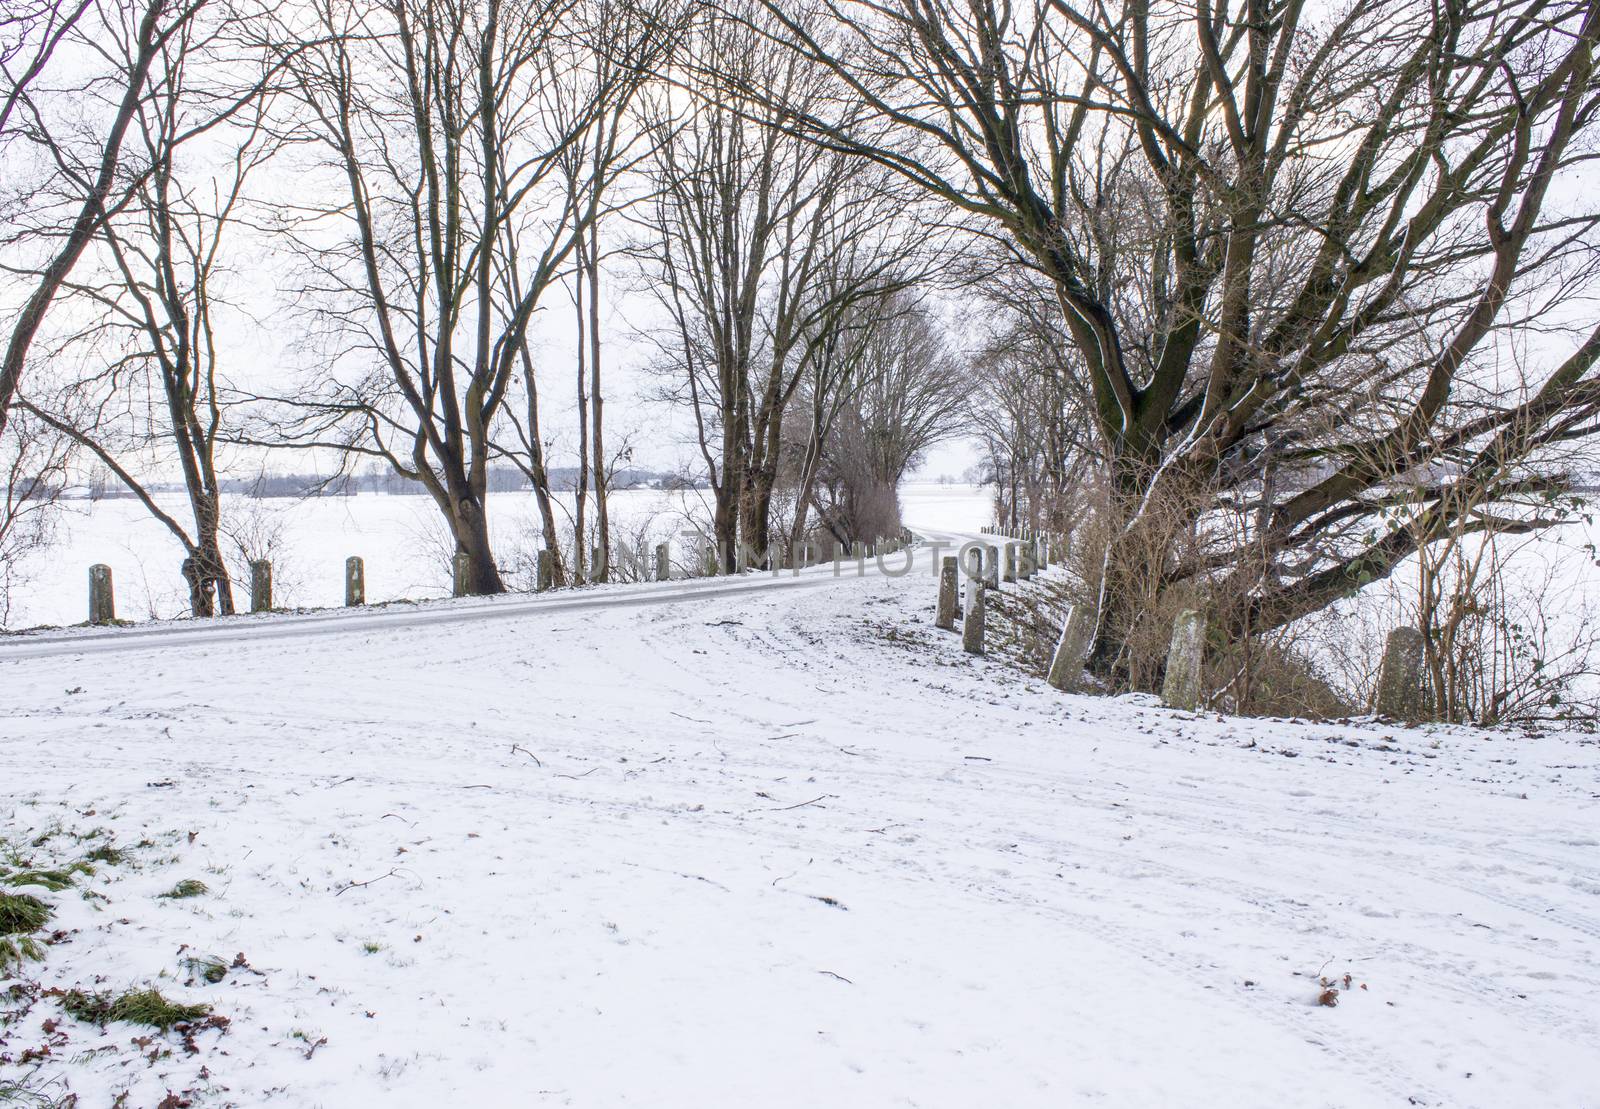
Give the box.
[751,0,1600,680]
[1,0,210,439]
[20,3,277,617]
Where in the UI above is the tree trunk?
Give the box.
[451,494,504,595]
[181,535,233,619]
[713,480,739,573]
[739,464,777,568]
[517,344,568,587]
[573,238,590,585]
[588,219,609,582]
[788,420,826,549]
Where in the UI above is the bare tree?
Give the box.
[258,0,662,594]
[635,0,920,569]
[968,275,1099,536]
[0,0,210,439]
[782,283,881,550]
[493,0,672,588]
[18,6,274,617]
[806,292,965,544]
[751,0,1600,683]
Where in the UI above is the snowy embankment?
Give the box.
[2,534,1598,1107]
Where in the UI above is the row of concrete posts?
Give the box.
[87,559,291,625]
[932,534,1429,718]
[933,532,1059,660]
[83,533,915,625]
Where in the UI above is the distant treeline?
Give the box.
[73,466,702,501]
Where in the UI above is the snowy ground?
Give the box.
[2,526,1599,1107]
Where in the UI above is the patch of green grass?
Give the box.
[0,934,45,967]
[61,988,211,1032]
[2,864,90,892]
[158,879,208,900]
[183,955,228,984]
[0,891,51,933]
[360,941,382,954]
[84,845,126,866]
[58,988,112,1025]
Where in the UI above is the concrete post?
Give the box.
[450,552,469,598]
[703,543,718,577]
[345,557,365,606]
[537,549,553,592]
[983,545,999,589]
[1376,627,1426,720]
[962,581,986,655]
[1036,536,1048,572]
[88,564,115,625]
[591,545,606,582]
[1161,609,1206,711]
[1002,544,1016,583]
[1047,605,1095,692]
[936,556,959,630]
[250,560,273,612]
[959,542,984,584]
[1019,541,1034,580]
[655,542,670,582]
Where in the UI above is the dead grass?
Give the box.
[60,987,211,1032]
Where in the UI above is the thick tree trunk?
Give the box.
[181,536,233,619]
[739,465,776,568]
[450,494,504,595]
[713,481,739,573]
[1085,451,1185,687]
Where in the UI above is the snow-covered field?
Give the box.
[2,523,1598,1107]
[2,481,993,629]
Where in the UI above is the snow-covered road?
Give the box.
[0,539,950,661]
[2,549,1598,1107]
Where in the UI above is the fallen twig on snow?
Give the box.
[759,794,828,812]
[335,869,400,897]
[771,859,813,886]
[553,767,601,780]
